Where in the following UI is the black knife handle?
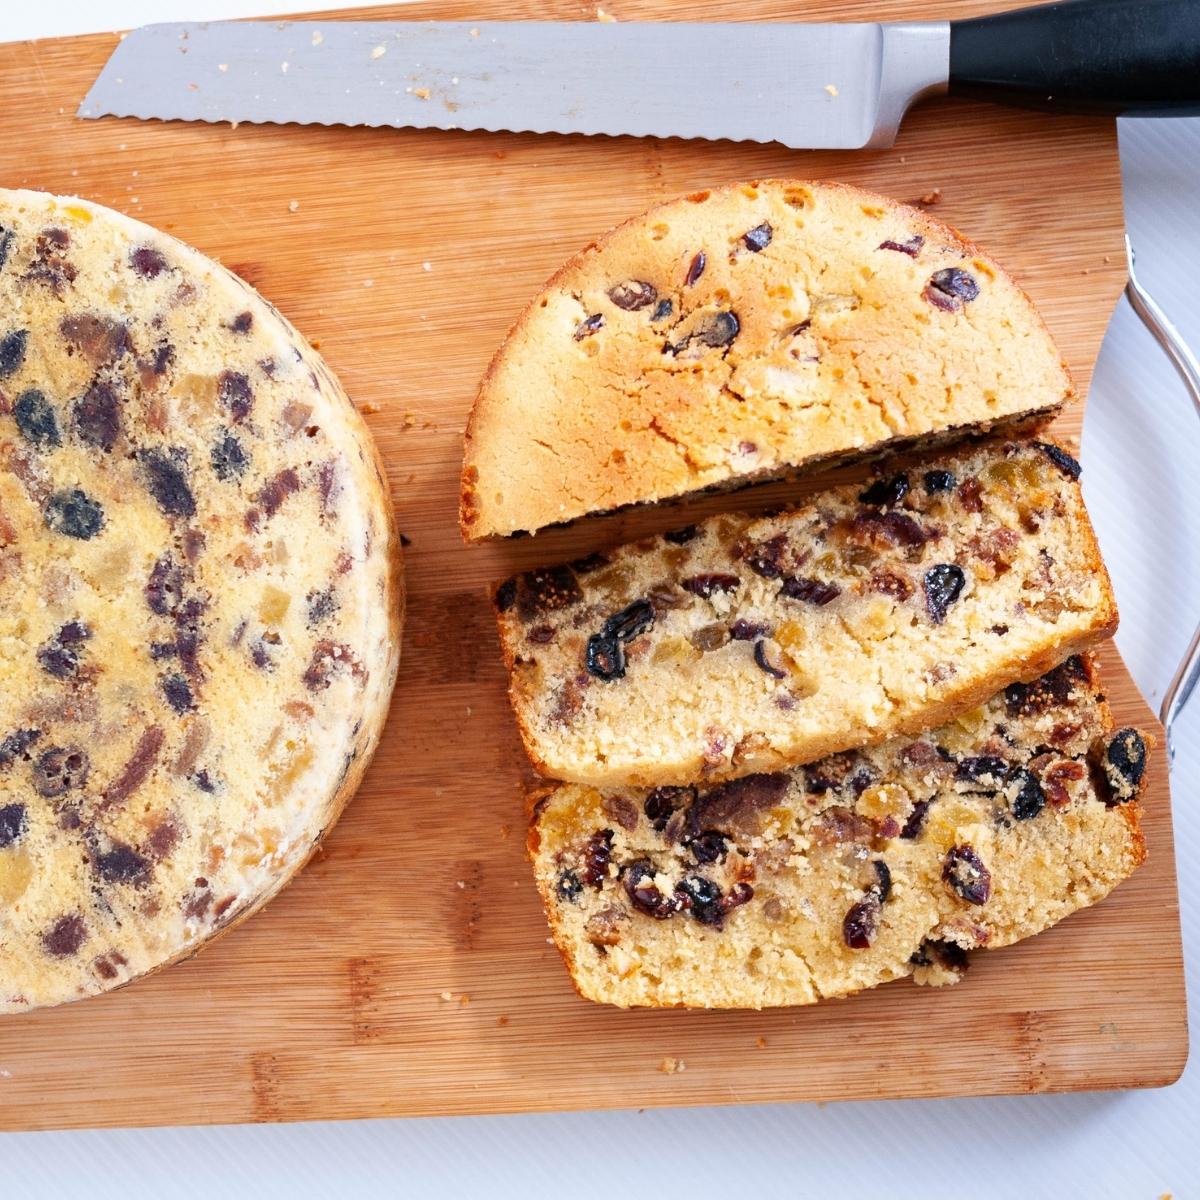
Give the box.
[949,0,1200,115]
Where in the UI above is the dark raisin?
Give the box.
[218,370,253,422]
[1006,767,1046,820]
[145,555,185,616]
[574,313,604,340]
[842,890,881,949]
[73,380,121,451]
[94,842,150,884]
[742,222,772,252]
[924,267,980,311]
[676,875,723,925]
[650,299,673,322]
[192,769,218,793]
[494,578,517,613]
[0,802,26,848]
[878,234,925,257]
[161,673,194,714]
[1034,441,1082,481]
[689,831,727,864]
[515,565,583,620]
[585,634,624,681]
[211,431,248,481]
[0,329,28,378]
[663,524,699,545]
[255,467,299,518]
[873,859,892,902]
[681,573,740,598]
[923,469,956,493]
[923,563,965,624]
[129,245,168,278]
[687,773,789,837]
[729,619,770,641]
[0,227,12,271]
[608,280,658,310]
[32,745,90,797]
[644,786,693,832]
[625,860,683,919]
[685,251,706,286]
[849,767,876,797]
[44,489,104,540]
[956,755,1010,786]
[691,624,729,652]
[943,844,992,905]
[306,586,339,626]
[581,829,614,888]
[694,310,739,348]
[13,389,60,451]
[556,869,583,902]
[780,576,841,606]
[59,313,128,366]
[1103,728,1147,805]
[43,914,87,957]
[36,621,91,679]
[849,510,934,549]
[743,533,788,579]
[870,571,913,601]
[140,448,196,518]
[0,728,40,770]
[569,552,609,575]
[859,473,909,507]
[753,639,787,679]
[602,598,655,642]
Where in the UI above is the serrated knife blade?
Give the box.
[78,19,951,150]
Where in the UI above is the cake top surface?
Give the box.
[0,189,399,1012]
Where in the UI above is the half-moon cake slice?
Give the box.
[461,179,1073,539]
[0,190,401,1012]
[529,654,1148,1009]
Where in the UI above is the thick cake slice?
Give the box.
[530,655,1148,1009]
[0,190,401,1012]
[495,439,1115,788]
[461,179,1073,539]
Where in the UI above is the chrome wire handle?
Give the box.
[1124,234,1200,754]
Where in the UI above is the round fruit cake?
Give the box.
[0,190,401,1012]
[461,179,1073,539]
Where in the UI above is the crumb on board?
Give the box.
[470,27,480,37]
[359,401,381,414]
[422,261,433,271]
[371,44,387,59]
[918,188,942,206]
[756,1036,768,1049]
[456,879,467,889]
[659,1057,686,1074]
[311,30,324,46]
[824,83,839,97]
[288,199,300,213]
[413,88,431,101]
[596,6,618,20]
[218,63,228,72]
[440,991,453,1002]
[499,823,511,840]
[497,1015,509,1026]
[460,993,471,1006]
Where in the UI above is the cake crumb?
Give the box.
[370,44,387,59]
[499,823,511,839]
[459,993,471,1005]
[422,261,433,272]
[358,401,382,415]
[456,879,467,889]
[470,27,480,37]
[658,1057,686,1074]
[413,88,431,101]
[218,63,228,72]
[439,991,453,1002]
[755,1036,768,1049]
[596,7,618,20]
[824,83,839,97]
[311,30,324,46]
[918,188,942,206]
[288,199,300,213]
[497,1015,509,1026]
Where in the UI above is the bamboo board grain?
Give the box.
[0,0,1187,1131]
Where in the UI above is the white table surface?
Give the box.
[2,3,1198,1195]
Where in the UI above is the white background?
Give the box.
[2,3,1198,1195]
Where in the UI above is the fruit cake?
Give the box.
[529,654,1149,1008]
[461,179,1073,539]
[0,190,401,1012]
[494,439,1115,788]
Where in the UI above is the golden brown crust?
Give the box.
[462,179,1075,540]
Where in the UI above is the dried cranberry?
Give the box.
[608,280,658,310]
[858,473,909,508]
[211,430,249,481]
[219,370,254,422]
[923,563,965,623]
[0,803,26,848]
[574,313,604,340]
[753,639,787,679]
[140,448,196,518]
[729,619,770,641]
[685,251,706,286]
[1103,728,1147,805]
[878,234,925,257]
[582,829,614,888]
[94,842,150,885]
[780,576,840,606]
[663,525,699,545]
[14,389,60,451]
[849,510,934,549]
[943,844,992,905]
[742,533,789,579]
[842,890,881,949]
[624,859,683,919]
[742,222,772,252]
[32,745,90,797]
[73,380,121,451]
[43,914,87,957]
[1034,441,1082,480]
[556,870,583,902]
[924,267,980,311]
[0,329,28,378]
[870,570,914,600]
[689,831,727,864]
[681,573,740,599]
[44,489,104,540]
[644,786,693,831]
[1006,767,1046,820]
[924,469,955,493]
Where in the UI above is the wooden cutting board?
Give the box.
[0,0,1187,1131]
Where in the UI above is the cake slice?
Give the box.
[494,439,1116,788]
[461,179,1073,539]
[529,654,1149,1009]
